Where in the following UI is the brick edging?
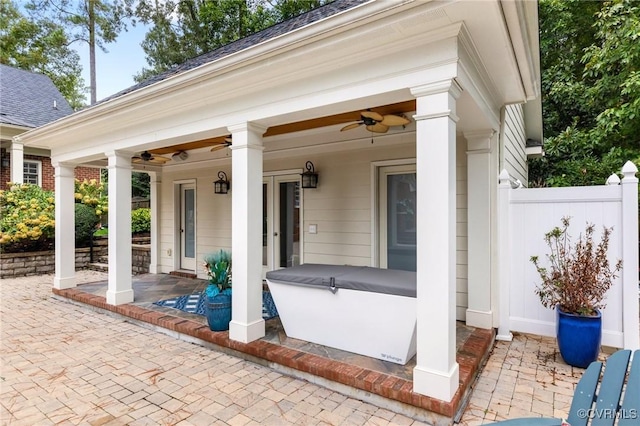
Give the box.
[52,287,492,418]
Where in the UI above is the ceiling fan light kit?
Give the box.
[172,151,188,161]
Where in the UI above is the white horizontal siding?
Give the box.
[157,134,469,320]
[502,104,528,185]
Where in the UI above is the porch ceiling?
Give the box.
[149,100,416,156]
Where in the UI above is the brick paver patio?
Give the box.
[1,272,605,425]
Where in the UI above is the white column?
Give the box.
[411,80,461,402]
[620,161,639,350]
[10,137,24,184]
[496,170,513,341]
[229,122,267,343]
[105,151,134,305]
[465,130,497,329]
[148,171,161,274]
[53,161,76,289]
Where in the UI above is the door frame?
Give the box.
[173,179,197,272]
[263,169,303,275]
[371,159,416,268]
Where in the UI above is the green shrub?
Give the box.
[0,183,55,252]
[75,203,99,247]
[131,208,151,234]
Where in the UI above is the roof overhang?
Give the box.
[0,123,31,143]
[17,0,541,164]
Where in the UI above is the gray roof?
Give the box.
[103,0,367,103]
[0,64,74,128]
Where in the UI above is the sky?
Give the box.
[76,23,149,102]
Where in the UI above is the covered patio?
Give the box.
[51,272,494,424]
[16,0,541,410]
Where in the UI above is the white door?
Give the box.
[263,174,301,275]
[180,184,196,271]
[379,165,417,271]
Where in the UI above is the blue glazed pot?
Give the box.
[206,293,232,331]
[556,306,602,368]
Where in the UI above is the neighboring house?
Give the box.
[17,0,543,403]
[0,64,100,190]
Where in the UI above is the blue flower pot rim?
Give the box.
[556,305,601,319]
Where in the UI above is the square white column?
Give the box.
[10,137,24,184]
[620,161,639,349]
[229,122,267,343]
[53,161,76,289]
[105,151,134,305]
[465,130,497,329]
[148,171,161,274]
[411,80,461,402]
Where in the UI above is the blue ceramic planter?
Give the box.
[556,307,601,368]
[206,293,232,331]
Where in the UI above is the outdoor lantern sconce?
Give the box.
[214,171,230,194]
[301,161,318,189]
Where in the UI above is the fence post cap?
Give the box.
[499,169,510,184]
[606,174,621,185]
[621,160,638,177]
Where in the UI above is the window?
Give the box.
[23,160,41,186]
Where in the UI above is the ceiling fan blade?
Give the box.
[210,144,228,152]
[361,111,383,122]
[380,114,410,126]
[366,123,389,133]
[132,156,143,163]
[340,122,363,132]
[149,156,170,164]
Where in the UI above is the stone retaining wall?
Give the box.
[1,238,151,278]
[132,245,150,275]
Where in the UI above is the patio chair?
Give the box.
[487,349,639,426]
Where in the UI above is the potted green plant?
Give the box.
[203,249,232,331]
[530,217,622,368]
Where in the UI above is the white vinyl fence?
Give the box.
[497,161,639,350]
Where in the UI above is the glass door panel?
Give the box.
[180,184,196,270]
[379,165,416,271]
[277,181,300,268]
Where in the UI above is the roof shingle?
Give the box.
[0,64,74,129]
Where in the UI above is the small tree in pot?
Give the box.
[531,216,622,367]
[203,249,232,331]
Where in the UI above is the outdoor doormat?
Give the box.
[154,291,279,320]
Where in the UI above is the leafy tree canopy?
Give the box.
[531,0,640,187]
[26,0,134,104]
[132,0,328,82]
[0,0,86,109]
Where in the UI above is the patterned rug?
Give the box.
[154,291,279,320]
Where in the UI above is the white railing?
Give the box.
[497,161,639,350]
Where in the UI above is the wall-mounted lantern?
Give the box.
[301,161,318,189]
[214,171,230,194]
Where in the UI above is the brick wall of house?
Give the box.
[0,148,101,190]
[0,149,9,189]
